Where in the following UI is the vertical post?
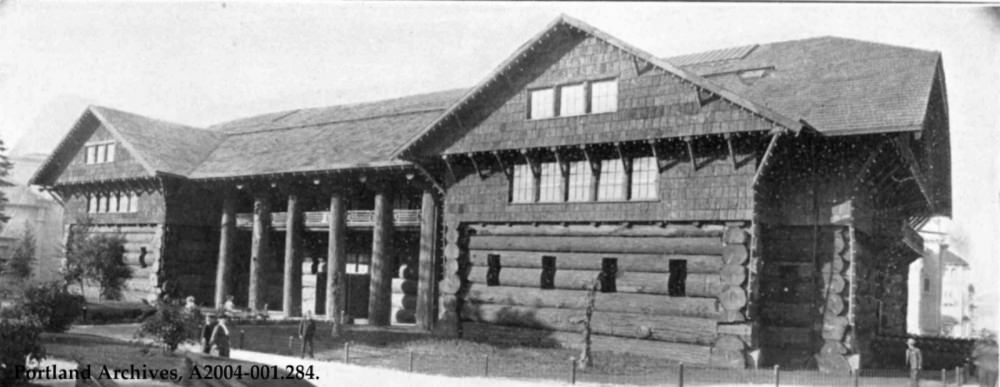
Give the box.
[368,186,393,326]
[416,188,439,330]
[853,370,859,387]
[774,364,780,387]
[941,368,946,386]
[955,366,961,385]
[283,194,303,318]
[409,351,414,372]
[239,329,245,349]
[678,363,684,387]
[570,357,576,384]
[344,342,350,364]
[484,354,489,377]
[249,194,271,312]
[326,192,347,334]
[215,193,236,309]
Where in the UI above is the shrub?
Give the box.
[138,302,201,352]
[19,281,85,332]
[64,223,132,300]
[0,315,45,383]
[6,226,36,280]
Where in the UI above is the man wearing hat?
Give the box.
[906,338,923,386]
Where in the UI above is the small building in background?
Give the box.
[908,217,975,337]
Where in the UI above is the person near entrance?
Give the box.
[211,315,232,358]
[201,314,217,354]
[299,311,316,359]
[906,338,923,387]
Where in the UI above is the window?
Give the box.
[487,254,501,287]
[630,156,658,200]
[86,146,97,164]
[109,195,119,213]
[529,88,555,119]
[84,142,117,165]
[96,144,107,163]
[600,258,617,293]
[129,193,139,213]
[591,79,618,113]
[567,161,593,202]
[511,163,536,203]
[597,159,626,201]
[541,256,556,290]
[538,162,564,202]
[106,143,116,162]
[668,260,687,296]
[559,84,585,116]
[88,195,97,213]
[98,195,108,213]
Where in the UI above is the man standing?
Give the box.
[298,311,316,359]
[201,315,217,354]
[211,315,231,358]
[906,338,923,387]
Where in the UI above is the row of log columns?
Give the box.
[416,190,439,330]
[326,193,347,334]
[248,195,270,311]
[815,227,852,373]
[435,217,463,337]
[282,195,303,318]
[214,195,236,309]
[712,225,750,368]
[368,189,394,326]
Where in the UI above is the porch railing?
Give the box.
[235,209,421,229]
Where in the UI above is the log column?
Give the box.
[282,194,303,318]
[416,188,439,330]
[326,191,347,334]
[368,186,394,326]
[249,195,271,312]
[214,193,236,309]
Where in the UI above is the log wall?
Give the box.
[447,222,752,367]
[71,224,164,302]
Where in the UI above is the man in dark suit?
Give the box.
[298,311,316,359]
[201,315,217,354]
[211,315,231,358]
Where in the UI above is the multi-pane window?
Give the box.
[84,142,116,164]
[511,163,536,203]
[529,89,555,119]
[591,79,618,113]
[559,84,586,117]
[88,192,140,214]
[597,159,626,201]
[567,161,593,202]
[538,162,563,202]
[630,156,658,200]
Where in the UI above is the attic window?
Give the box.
[738,68,769,82]
[84,141,116,164]
[529,88,555,119]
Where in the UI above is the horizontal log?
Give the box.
[722,245,748,265]
[466,284,721,319]
[821,340,847,355]
[467,267,724,298]
[470,250,724,274]
[467,223,725,238]
[720,264,746,286]
[467,235,723,255]
[710,349,746,369]
[395,308,415,323]
[461,322,715,365]
[815,354,851,374]
[723,228,748,245]
[391,278,418,295]
[462,303,718,345]
[714,335,746,351]
[718,286,747,311]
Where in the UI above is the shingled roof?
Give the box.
[189,89,467,179]
[666,36,941,136]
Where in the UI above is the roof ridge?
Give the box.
[223,106,449,136]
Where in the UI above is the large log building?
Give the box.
[30,16,950,369]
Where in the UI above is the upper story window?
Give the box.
[87,192,140,214]
[528,79,618,120]
[559,84,586,117]
[590,79,618,114]
[597,159,626,201]
[509,153,656,204]
[84,141,116,164]
[538,162,564,203]
[511,163,536,203]
[529,89,555,119]
[630,156,658,200]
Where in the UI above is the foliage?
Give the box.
[0,138,12,224]
[65,224,132,301]
[138,301,202,352]
[6,226,36,279]
[0,314,45,383]
[19,280,84,332]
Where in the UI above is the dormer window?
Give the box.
[85,141,116,164]
[559,84,585,117]
[590,79,618,113]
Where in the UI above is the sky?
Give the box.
[0,2,997,330]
